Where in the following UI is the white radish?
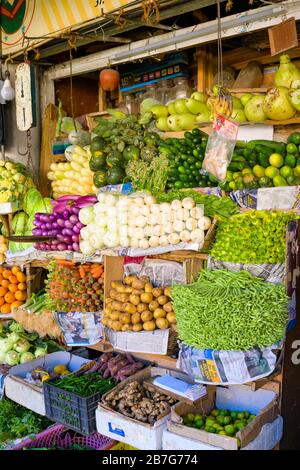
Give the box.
[180,230,191,242]
[168,233,180,245]
[173,220,185,233]
[182,197,195,209]
[186,218,198,231]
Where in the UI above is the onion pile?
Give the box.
[34,195,97,252]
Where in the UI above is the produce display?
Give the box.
[79,193,212,254]
[96,352,144,381]
[91,114,161,188]
[0,321,61,365]
[0,398,51,446]
[0,160,34,204]
[224,133,300,190]
[47,145,96,198]
[182,408,256,437]
[210,210,299,264]
[34,195,96,252]
[45,260,104,312]
[103,381,177,424]
[172,269,288,350]
[24,363,71,387]
[0,266,27,314]
[102,275,175,332]
[22,289,46,315]
[0,235,8,264]
[156,189,237,218]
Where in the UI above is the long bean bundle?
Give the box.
[51,372,117,397]
[172,269,288,350]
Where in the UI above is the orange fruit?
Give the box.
[0,297,5,306]
[0,275,3,283]
[2,270,11,279]
[11,300,22,310]
[1,279,9,288]
[0,286,8,297]
[16,272,26,283]
[14,290,26,302]
[8,275,18,284]
[8,284,18,293]
[5,292,15,304]
[0,266,3,273]
[11,266,20,276]
[0,303,11,314]
[17,282,26,291]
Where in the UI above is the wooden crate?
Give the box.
[86,111,111,132]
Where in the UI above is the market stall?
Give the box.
[1,0,300,452]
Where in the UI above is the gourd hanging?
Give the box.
[99,68,120,91]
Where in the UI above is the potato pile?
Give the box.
[102,274,176,332]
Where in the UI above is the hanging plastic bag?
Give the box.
[202,114,239,182]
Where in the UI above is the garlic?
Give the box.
[118,212,128,225]
[133,196,145,206]
[149,235,160,247]
[198,216,212,230]
[141,205,151,217]
[180,230,191,242]
[147,213,158,226]
[135,215,147,228]
[152,225,162,237]
[168,233,180,245]
[190,206,204,219]
[173,220,185,233]
[107,218,118,231]
[144,226,153,237]
[150,204,161,214]
[185,218,198,231]
[182,197,195,209]
[160,202,172,213]
[119,225,128,238]
[139,238,149,249]
[120,236,130,248]
[174,208,184,220]
[159,235,169,246]
[163,222,173,234]
[135,227,145,240]
[128,226,136,238]
[182,208,190,221]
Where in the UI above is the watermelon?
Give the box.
[93,170,107,188]
[106,151,124,168]
[90,136,106,154]
[89,154,107,172]
[106,167,125,185]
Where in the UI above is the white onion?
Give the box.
[159,235,169,246]
[182,197,195,209]
[147,214,158,226]
[173,220,185,232]
[144,226,153,237]
[93,202,106,214]
[130,238,139,248]
[107,219,118,232]
[152,225,162,237]
[186,218,198,231]
[182,208,190,221]
[120,236,130,248]
[190,206,204,219]
[119,225,128,238]
[163,222,173,234]
[132,197,144,206]
[118,212,128,225]
[174,208,184,220]
[141,205,151,217]
[80,240,95,255]
[80,226,91,240]
[198,216,212,230]
[160,203,171,213]
[135,215,147,228]
[107,206,117,218]
[168,233,180,245]
[190,229,205,243]
[149,235,160,247]
[103,232,119,248]
[171,200,182,211]
[105,194,117,206]
[135,227,145,240]
[97,193,107,203]
[180,230,191,242]
[150,204,161,215]
[144,195,156,205]
[139,238,149,249]
[128,226,136,238]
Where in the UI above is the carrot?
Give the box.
[79,266,86,279]
[56,260,75,268]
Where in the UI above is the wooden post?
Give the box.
[197,46,217,92]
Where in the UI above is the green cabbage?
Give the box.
[20,352,35,364]
[8,322,24,334]
[5,351,20,366]
[14,339,30,353]
[23,188,52,217]
[12,212,28,234]
[34,347,47,358]
[61,117,82,134]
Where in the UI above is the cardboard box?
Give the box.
[96,366,202,450]
[5,351,90,416]
[168,384,279,450]
[163,416,283,450]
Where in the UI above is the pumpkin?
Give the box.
[93,170,108,188]
[90,136,106,154]
[99,68,120,91]
[106,151,124,168]
[89,154,107,172]
[106,167,125,185]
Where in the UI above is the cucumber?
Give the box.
[247,140,286,155]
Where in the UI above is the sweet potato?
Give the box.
[99,352,113,363]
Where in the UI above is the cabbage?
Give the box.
[0,337,15,353]
[8,332,20,343]
[12,212,28,233]
[8,231,34,253]
[61,117,82,134]
[68,130,91,146]
[34,347,47,358]
[14,338,30,353]
[5,350,20,365]
[23,188,52,217]
[20,352,35,364]
[0,349,6,363]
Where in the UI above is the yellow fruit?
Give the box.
[252,165,265,178]
[265,166,280,179]
[269,153,284,168]
[60,370,70,376]
[42,374,50,382]
[53,364,67,375]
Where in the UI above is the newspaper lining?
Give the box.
[55,311,103,346]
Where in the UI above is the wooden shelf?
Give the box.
[229,88,268,93]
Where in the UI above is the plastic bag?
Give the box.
[202,115,238,181]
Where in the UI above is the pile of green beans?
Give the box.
[172,269,288,351]
[51,373,117,397]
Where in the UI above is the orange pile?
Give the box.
[0,266,27,314]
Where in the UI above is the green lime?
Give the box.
[287,175,296,185]
[228,181,236,190]
[217,415,225,425]
[224,425,235,436]
[235,421,245,431]
[285,154,296,168]
[253,165,265,178]
[223,416,232,425]
[273,175,287,187]
[174,181,183,189]
[258,176,272,187]
[249,414,256,421]
[230,411,238,420]
[287,132,300,145]
[294,165,300,177]
[242,168,252,175]
[206,426,216,434]
[237,412,245,420]
[286,143,298,154]
[226,171,233,182]
[194,413,204,421]
[233,172,242,181]
[265,166,280,179]
[244,411,250,419]
[183,415,191,425]
[219,409,230,417]
[280,165,293,179]
[218,430,227,435]
[179,174,189,182]
[269,153,284,168]
[186,413,195,423]
[178,166,186,173]
[195,419,204,429]
[211,409,219,417]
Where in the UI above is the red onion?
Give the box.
[35,213,41,220]
[57,243,67,251]
[64,220,73,229]
[72,226,81,234]
[57,219,65,227]
[62,210,70,220]
[56,195,82,203]
[67,244,73,250]
[40,224,47,230]
[45,223,51,230]
[72,242,80,251]
[76,222,84,229]
[72,234,79,242]
[62,228,73,237]
[32,228,42,236]
[57,234,65,241]
[69,214,78,225]
[52,222,59,229]
[70,206,80,215]
[49,214,56,222]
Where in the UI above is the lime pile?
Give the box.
[183,408,256,438]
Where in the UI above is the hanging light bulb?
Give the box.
[1,71,15,101]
